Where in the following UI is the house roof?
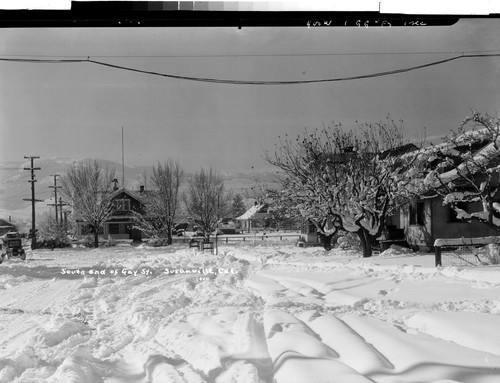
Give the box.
[237,203,268,220]
[423,128,500,187]
[379,143,419,160]
[0,218,16,226]
[0,218,17,227]
[110,188,147,204]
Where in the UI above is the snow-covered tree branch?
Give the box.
[422,112,500,230]
[184,167,230,242]
[133,161,184,245]
[61,160,117,248]
[265,119,424,256]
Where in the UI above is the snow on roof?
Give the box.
[0,218,17,226]
[237,204,265,220]
[425,139,500,188]
[110,188,146,204]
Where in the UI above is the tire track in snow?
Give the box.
[262,309,376,383]
[244,261,500,382]
[58,257,272,383]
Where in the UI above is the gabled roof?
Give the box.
[379,143,418,160]
[110,188,147,204]
[0,218,17,227]
[422,128,500,187]
[237,203,269,220]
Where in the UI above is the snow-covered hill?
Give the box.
[0,157,273,220]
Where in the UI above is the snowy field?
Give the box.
[1,243,500,383]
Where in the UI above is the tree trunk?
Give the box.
[319,233,334,251]
[357,229,372,258]
[94,231,99,248]
[166,232,173,245]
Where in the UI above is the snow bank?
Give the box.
[1,244,500,382]
[406,311,500,356]
[263,310,372,383]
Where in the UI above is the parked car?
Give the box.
[1,232,26,263]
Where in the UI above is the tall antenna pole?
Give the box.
[121,126,125,188]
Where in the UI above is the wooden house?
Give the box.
[400,194,500,251]
[237,202,271,233]
[75,187,146,241]
[0,218,18,237]
[391,133,500,251]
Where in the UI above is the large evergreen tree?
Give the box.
[231,193,246,218]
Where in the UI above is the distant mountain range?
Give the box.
[0,157,279,221]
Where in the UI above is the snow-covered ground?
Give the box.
[1,243,500,383]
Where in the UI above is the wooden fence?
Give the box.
[173,233,302,245]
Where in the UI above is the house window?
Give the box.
[109,223,120,234]
[115,199,130,211]
[409,201,425,225]
[80,224,104,235]
[449,202,468,223]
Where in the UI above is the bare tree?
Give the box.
[61,160,116,248]
[134,161,184,245]
[265,119,424,256]
[184,167,229,242]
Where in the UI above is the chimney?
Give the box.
[140,185,145,193]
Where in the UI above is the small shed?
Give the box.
[0,218,18,237]
[237,202,270,233]
[300,219,320,244]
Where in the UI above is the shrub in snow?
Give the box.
[379,245,413,257]
[102,235,117,247]
[36,212,72,249]
[147,237,171,247]
[486,244,500,265]
[337,232,361,250]
[82,235,96,248]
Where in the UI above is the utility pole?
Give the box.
[63,210,71,227]
[215,195,220,255]
[48,174,61,225]
[58,197,68,225]
[23,156,42,250]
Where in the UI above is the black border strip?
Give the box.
[0,1,474,28]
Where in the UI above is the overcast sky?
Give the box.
[0,18,499,172]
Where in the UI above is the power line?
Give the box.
[0,175,30,186]
[0,53,499,85]
[1,49,500,59]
